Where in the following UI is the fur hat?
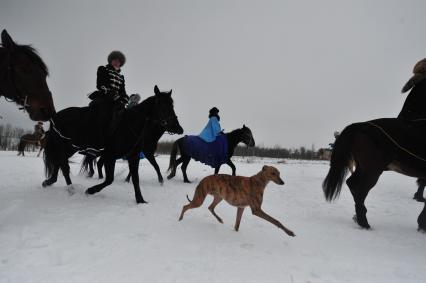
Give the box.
[107,50,126,67]
[209,107,219,115]
[402,58,426,93]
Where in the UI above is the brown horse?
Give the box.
[17,133,46,157]
[0,30,55,121]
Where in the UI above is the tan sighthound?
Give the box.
[178,165,295,237]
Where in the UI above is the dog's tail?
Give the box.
[186,194,192,202]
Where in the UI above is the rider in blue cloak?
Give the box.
[199,107,222,142]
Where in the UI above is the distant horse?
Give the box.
[83,123,165,184]
[167,125,255,183]
[17,133,45,157]
[42,86,183,203]
[317,148,332,160]
[0,30,55,121]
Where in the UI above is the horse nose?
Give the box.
[41,107,55,120]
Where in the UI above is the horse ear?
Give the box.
[167,89,172,97]
[262,165,267,171]
[1,30,16,51]
[243,124,246,129]
[154,85,160,96]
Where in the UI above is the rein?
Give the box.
[366,121,426,162]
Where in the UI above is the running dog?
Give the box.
[178,165,295,237]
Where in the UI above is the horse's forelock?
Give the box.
[14,44,49,76]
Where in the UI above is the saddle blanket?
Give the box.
[184,134,228,168]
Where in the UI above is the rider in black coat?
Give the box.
[88,51,129,152]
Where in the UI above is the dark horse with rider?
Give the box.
[323,58,426,232]
[42,51,183,203]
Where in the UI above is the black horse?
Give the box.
[83,121,166,184]
[167,125,255,183]
[323,74,426,231]
[0,30,55,121]
[42,86,183,203]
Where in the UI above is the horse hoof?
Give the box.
[353,215,371,229]
[85,188,96,195]
[167,175,174,180]
[136,200,148,204]
[66,185,76,196]
[184,180,192,184]
[413,194,426,202]
[42,180,51,187]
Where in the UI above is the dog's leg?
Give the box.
[179,187,207,221]
[251,207,295,237]
[208,196,224,223]
[234,207,245,231]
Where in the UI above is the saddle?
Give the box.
[184,134,228,168]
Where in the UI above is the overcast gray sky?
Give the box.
[1,0,426,148]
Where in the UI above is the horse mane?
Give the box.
[226,128,243,136]
[0,44,49,76]
[126,94,174,116]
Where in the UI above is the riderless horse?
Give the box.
[0,30,55,121]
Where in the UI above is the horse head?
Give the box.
[0,30,55,121]
[152,85,183,135]
[241,124,255,147]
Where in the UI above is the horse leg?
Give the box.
[226,159,236,176]
[346,168,382,229]
[414,179,426,202]
[181,156,191,183]
[42,166,59,187]
[87,157,95,178]
[125,171,131,183]
[418,202,426,232]
[167,157,183,180]
[60,161,75,195]
[86,158,116,195]
[214,165,221,175]
[97,156,104,179]
[128,155,147,204]
[145,153,163,184]
[37,148,43,157]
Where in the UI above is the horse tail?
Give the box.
[80,155,95,174]
[168,139,180,172]
[323,124,359,201]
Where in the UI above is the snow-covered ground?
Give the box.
[0,151,425,283]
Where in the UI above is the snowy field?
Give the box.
[0,151,425,283]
